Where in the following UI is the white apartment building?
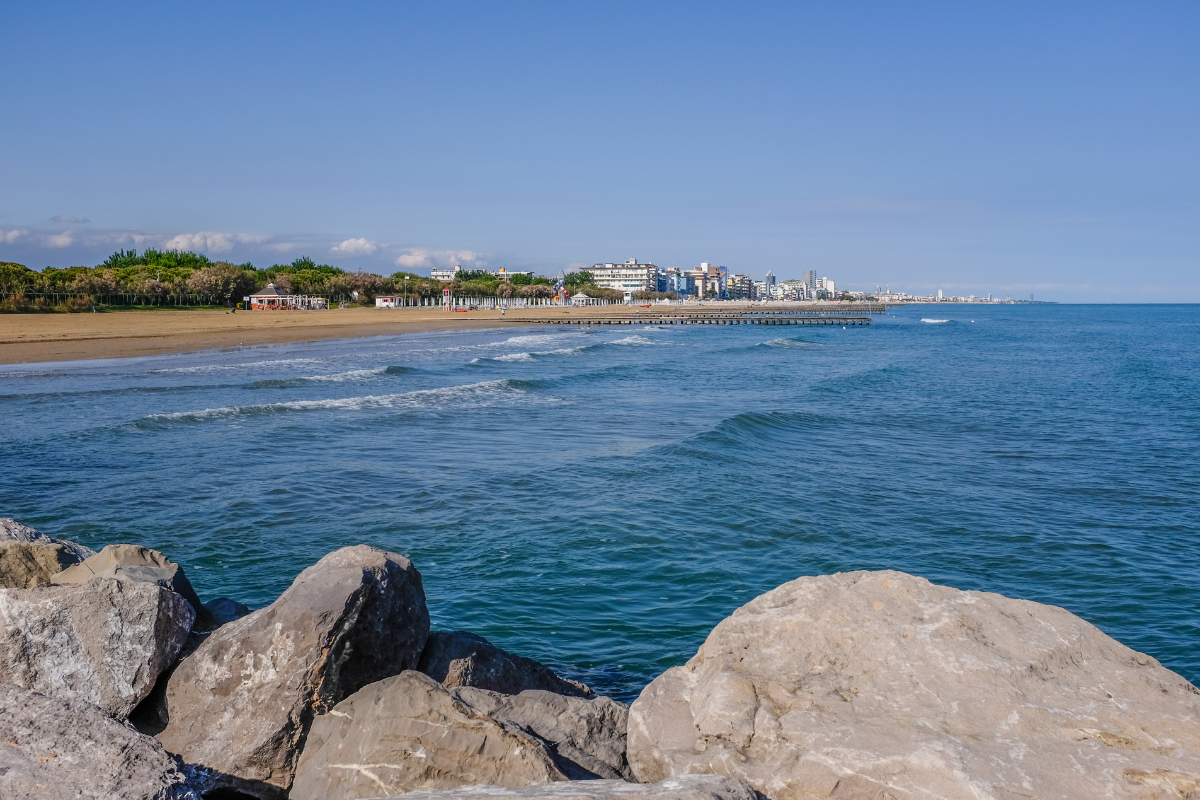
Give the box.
[590,258,659,292]
[430,265,462,282]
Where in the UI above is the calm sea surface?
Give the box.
[2,304,1197,700]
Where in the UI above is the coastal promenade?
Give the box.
[0,303,881,364]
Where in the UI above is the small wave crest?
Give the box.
[490,333,583,348]
[302,368,387,382]
[760,337,812,349]
[148,357,324,375]
[920,319,950,324]
[610,335,656,346]
[137,379,543,425]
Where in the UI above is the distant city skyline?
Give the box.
[2,2,1196,302]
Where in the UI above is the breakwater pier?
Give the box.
[515,312,872,327]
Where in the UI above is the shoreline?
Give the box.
[0,306,635,365]
[0,303,870,365]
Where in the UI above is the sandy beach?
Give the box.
[0,306,683,364]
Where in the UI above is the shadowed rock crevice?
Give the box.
[420,630,595,698]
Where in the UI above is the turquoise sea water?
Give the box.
[2,304,1197,701]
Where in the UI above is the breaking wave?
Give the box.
[920,319,950,324]
[148,358,324,375]
[137,379,544,425]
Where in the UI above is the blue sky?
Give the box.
[2,1,1196,300]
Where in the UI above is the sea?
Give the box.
[1,304,1197,701]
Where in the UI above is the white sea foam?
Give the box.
[149,358,324,375]
[920,319,950,324]
[761,337,809,348]
[142,379,535,423]
[609,335,656,346]
[491,333,581,347]
[535,346,588,356]
[299,368,387,382]
[491,352,536,362]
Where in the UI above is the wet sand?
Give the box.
[0,306,665,364]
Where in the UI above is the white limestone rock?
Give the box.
[0,681,197,800]
[290,671,567,800]
[0,577,194,718]
[372,775,759,800]
[628,569,1200,800]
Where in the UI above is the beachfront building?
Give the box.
[375,295,398,308]
[590,259,659,292]
[688,262,725,299]
[249,283,328,310]
[803,270,817,297]
[726,273,755,300]
[570,292,603,306]
[778,280,807,300]
[657,268,694,296]
[430,265,462,282]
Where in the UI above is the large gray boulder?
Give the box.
[452,686,631,780]
[628,569,1200,800]
[0,578,194,717]
[0,517,95,562]
[420,630,594,698]
[373,775,759,800]
[291,671,567,800]
[157,545,429,799]
[0,681,197,800]
[0,541,84,588]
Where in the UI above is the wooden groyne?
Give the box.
[514,314,871,327]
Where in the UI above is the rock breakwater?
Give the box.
[1,517,1198,800]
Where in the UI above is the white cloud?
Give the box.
[331,237,380,256]
[394,248,487,269]
[1,228,25,244]
[157,232,271,254]
[46,231,74,248]
[50,215,89,224]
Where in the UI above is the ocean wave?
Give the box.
[137,378,544,425]
[920,319,950,324]
[491,352,537,362]
[491,333,583,347]
[301,368,388,382]
[248,367,389,389]
[760,337,813,349]
[536,346,589,356]
[0,369,73,380]
[609,335,657,346]
[148,358,324,375]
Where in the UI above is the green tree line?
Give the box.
[0,251,622,312]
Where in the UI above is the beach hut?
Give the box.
[571,292,602,306]
[249,284,328,310]
[375,295,398,308]
[250,283,286,310]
